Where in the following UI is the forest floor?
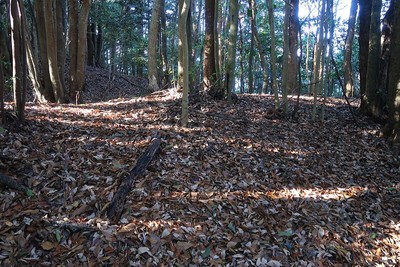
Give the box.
[1,71,400,266]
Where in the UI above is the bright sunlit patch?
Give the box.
[267,186,366,200]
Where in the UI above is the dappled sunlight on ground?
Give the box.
[0,93,399,265]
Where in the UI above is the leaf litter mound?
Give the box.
[0,90,399,266]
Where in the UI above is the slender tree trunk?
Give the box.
[344,0,357,97]
[0,42,5,124]
[160,0,169,87]
[288,0,299,95]
[225,0,239,103]
[312,0,325,121]
[214,0,221,84]
[56,0,66,91]
[95,24,103,67]
[239,19,244,94]
[267,0,279,108]
[305,20,311,95]
[87,23,95,66]
[148,0,162,92]
[281,0,291,112]
[248,5,255,94]
[179,0,190,126]
[249,0,269,95]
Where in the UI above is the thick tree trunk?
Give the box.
[69,0,90,104]
[204,0,221,99]
[267,0,279,108]
[225,0,239,103]
[148,0,162,93]
[43,1,65,103]
[359,0,372,109]
[179,0,190,127]
[10,0,27,121]
[34,0,55,102]
[365,0,382,119]
[382,0,400,151]
[344,0,357,97]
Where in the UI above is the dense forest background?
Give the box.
[0,0,399,137]
[1,0,400,265]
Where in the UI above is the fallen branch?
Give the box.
[330,47,358,124]
[0,172,29,193]
[107,133,161,223]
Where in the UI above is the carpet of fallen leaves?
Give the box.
[1,89,399,266]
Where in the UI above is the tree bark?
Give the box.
[359,0,372,109]
[10,0,27,121]
[179,0,190,126]
[225,0,239,103]
[204,0,221,99]
[148,0,162,93]
[281,0,291,112]
[383,0,400,152]
[311,0,325,121]
[344,0,357,97]
[43,1,65,103]
[34,0,55,102]
[288,0,299,96]
[365,0,382,119]
[160,0,169,87]
[249,0,268,95]
[69,0,90,104]
[267,0,279,108]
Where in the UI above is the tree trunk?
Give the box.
[365,0,382,119]
[43,1,65,103]
[359,0,372,110]
[249,0,268,95]
[267,0,279,108]
[148,0,162,92]
[204,0,221,99]
[179,0,190,126]
[10,0,27,121]
[0,47,5,124]
[344,0,357,97]
[225,0,239,103]
[87,23,95,66]
[69,0,90,104]
[160,0,169,87]
[288,0,299,96]
[34,0,55,102]
[56,0,66,91]
[281,0,291,112]
[0,23,11,77]
[95,24,103,67]
[312,0,325,121]
[384,0,400,152]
